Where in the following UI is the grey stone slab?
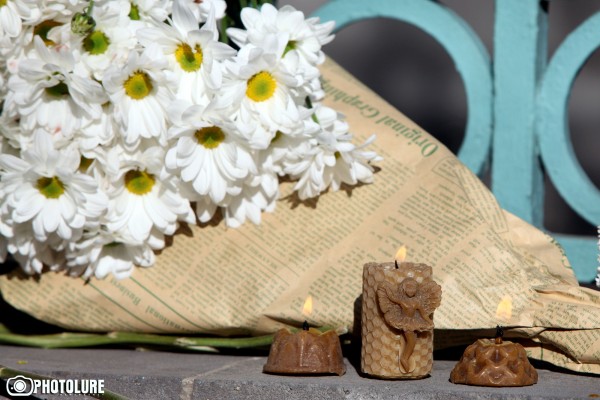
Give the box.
[0,345,598,400]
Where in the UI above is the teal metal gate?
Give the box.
[313,0,599,282]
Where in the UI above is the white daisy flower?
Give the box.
[126,0,171,25]
[76,103,117,153]
[74,1,139,81]
[0,0,42,38]
[263,114,320,176]
[285,105,381,200]
[0,131,108,242]
[6,36,107,139]
[0,113,27,150]
[0,0,378,279]
[227,3,334,80]
[137,0,235,105]
[181,0,225,23]
[6,227,64,274]
[222,170,278,228]
[67,228,155,279]
[44,0,85,20]
[0,194,15,248]
[222,42,302,133]
[165,102,257,212]
[103,44,175,149]
[5,222,66,274]
[105,145,195,243]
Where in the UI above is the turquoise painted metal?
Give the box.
[312,0,493,176]
[536,9,600,282]
[313,0,598,281]
[493,0,546,227]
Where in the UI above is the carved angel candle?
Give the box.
[361,255,442,379]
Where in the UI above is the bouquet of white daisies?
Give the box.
[0,0,381,279]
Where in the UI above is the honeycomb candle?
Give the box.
[361,247,442,379]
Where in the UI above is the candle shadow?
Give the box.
[345,295,363,372]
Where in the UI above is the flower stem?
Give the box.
[0,329,275,350]
[0,325,341,350]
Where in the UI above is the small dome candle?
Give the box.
[263,297,346,376]
[450,326,538,387]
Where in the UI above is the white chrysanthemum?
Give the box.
[222,42,302,133]
[6,36,106,139]
[137,0,235,105]
[222,170,278,228]
[0,195,14,259]
[0,132,108,242]
[74,1,138,81]
[0,66,6,99]
[227,3,334,81]
[261,124,315,177]
[42,0,85,21]
[6,223,66,274]
[165,103,258,217]
[67,229,155,280]
[285,106,381,200]
[105,145,195,243]
[126,0,171,25]
[0,0,42,38]
[0,113,27,149]
[76,104,117,152]
[181,0,225,23]
[103,44,175,148]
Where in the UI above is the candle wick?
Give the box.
[495,325,504,344]
[395,260,399,269]
[302,320,309,331]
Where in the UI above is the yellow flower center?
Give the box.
[175,43,203,72]
[0,0,7,7]
[83,30,110,55]
[124,170,155,195]
[129,3,140,20]
[34,20,62,46]
[124,71,153,100]
[36,176,65,199]
[334,151,341,160]
[246,71,276,102]
[195,127,225,149]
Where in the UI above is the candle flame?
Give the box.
[395,246,407,262]
[495,295,512,321]
[302,295,313,317]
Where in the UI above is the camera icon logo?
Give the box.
[6,376,34,396]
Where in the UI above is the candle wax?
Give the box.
[263,327,346,376]
[361,262,441,379]
[450,338,538,386]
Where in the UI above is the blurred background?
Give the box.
[281,0,600,238]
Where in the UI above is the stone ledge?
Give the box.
[0,345,598,400]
